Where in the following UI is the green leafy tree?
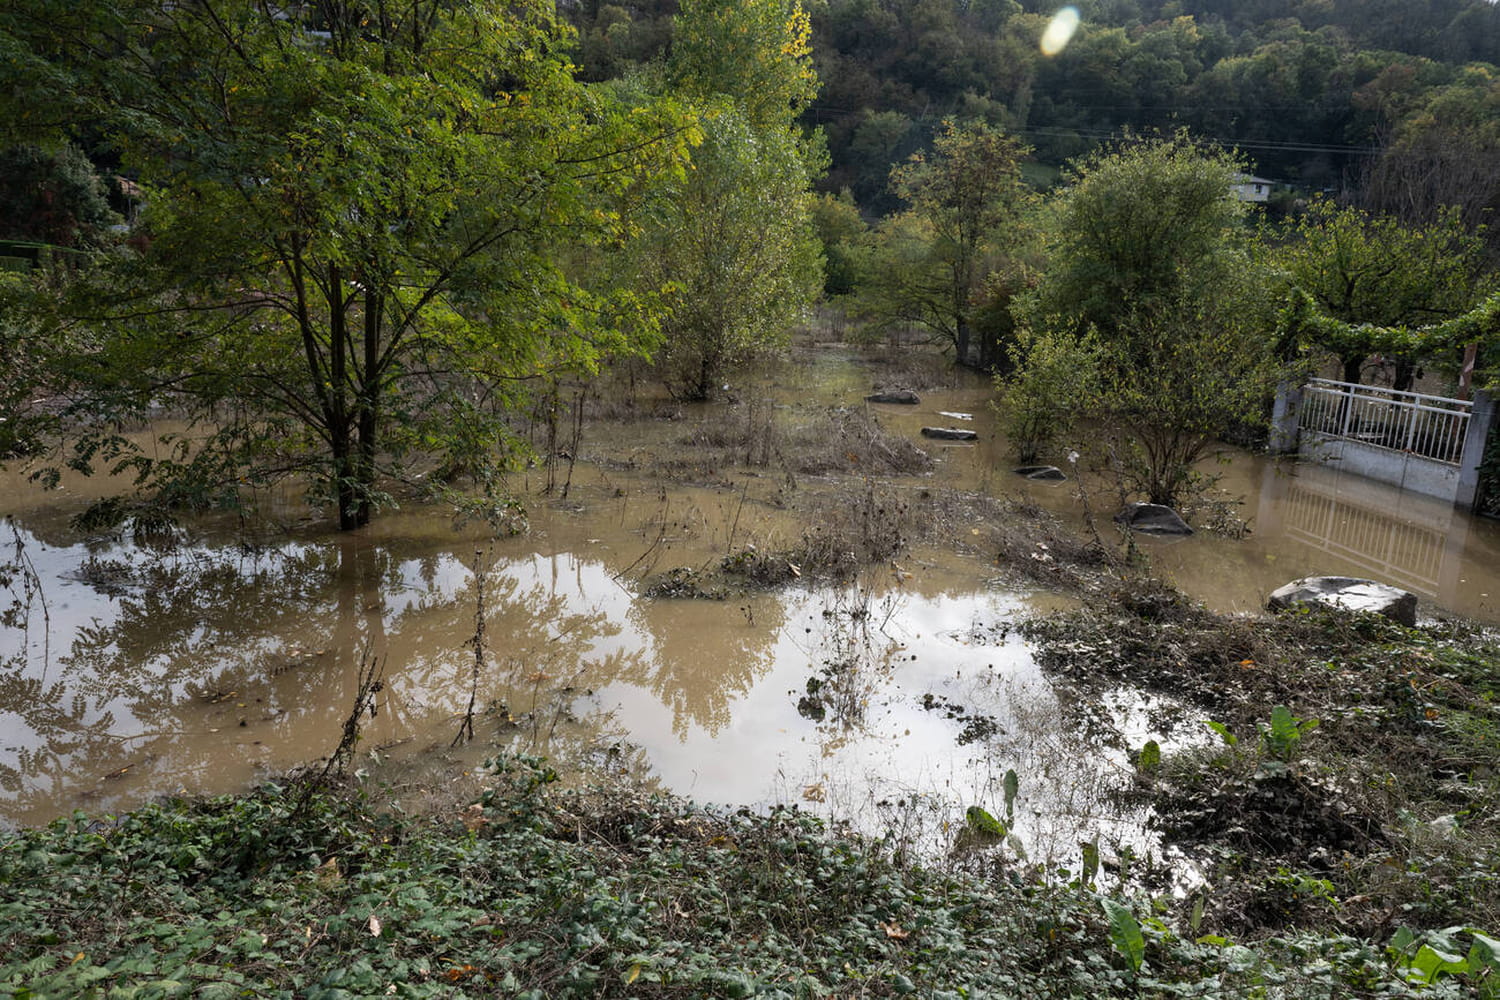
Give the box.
[668,0,819,133]
[809,189,872,298]
[995,326,1101,465]
[641,0,823,400]
[874,120,1030,367]
[1277,199,1486,387]
[1037,131,1248,342]
[8,0,693,529]
[0,142,118,249]
[641,109,822,400]
[1016,133,1283,507]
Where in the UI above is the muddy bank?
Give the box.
[1024,586,1500,938]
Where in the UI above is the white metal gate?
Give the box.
[1300,378,1472,466]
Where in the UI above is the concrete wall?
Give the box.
[1297,433,1460,503]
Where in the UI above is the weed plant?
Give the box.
[2,756,1481,998]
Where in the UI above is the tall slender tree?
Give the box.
[876,120,1030,367]
[639,0,823,399]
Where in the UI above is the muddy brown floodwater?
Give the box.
[4,344,1499,878]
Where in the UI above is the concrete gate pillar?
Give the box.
[1268,381,1303,455]
[1456,389,1496,512]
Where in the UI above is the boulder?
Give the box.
[866,389,921,405]
[1267,576,1417,627]
[1114,502,1193,536]
[920,426,978,441]
[1014,465,1066,482]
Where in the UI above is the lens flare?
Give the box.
[1040,6,1081,56]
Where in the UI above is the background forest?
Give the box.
[574,0,1500,225]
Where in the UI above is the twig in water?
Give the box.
[561,383,587,499]
[3,519,50,672]
[613,490,670,582]
[294,646,384,818]
[726,480,748,553]
[454,548,488,747]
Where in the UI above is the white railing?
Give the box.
[1301,378,1472,466]
[1281,479,1442,596]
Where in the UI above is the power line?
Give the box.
[804,105,1383,156]
[1017,126,1383,156]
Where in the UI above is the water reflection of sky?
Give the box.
[1,517,1175,871]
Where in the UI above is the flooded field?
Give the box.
[4,344,1499,874]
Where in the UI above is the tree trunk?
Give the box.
[353,291,382,528]
[955,318,972,368]
[1341,353,1363,385]
[332,428,359,531]
[327,264,360,531]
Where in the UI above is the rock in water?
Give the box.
[1014,465,1066,482]
[1113,502,1192,536]
[1267,576,1417,627]
[920,426,978,441]
[866,389,921,404]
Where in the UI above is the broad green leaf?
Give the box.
[1101,899,1145,974]
[965,806,1006,838]
[1203,720,1238,746]
[1412,944,1469,983]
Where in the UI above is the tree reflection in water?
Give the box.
[0,510,791,826]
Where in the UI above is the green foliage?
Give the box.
[1258,704,1319,761]
[1,750,1489,998]
[1362,66,1500,262]
[1202,720,1239,747]
[1101,898,1146,974]
[1029,592,1500,941]
[668,0,818,132]
[640,108,821,401]
[0,763,1452,999]
[869,121,1032,366]
[965,804,1007,837]
[996,326,1102,464]
[809,189,873,297]
[1038,131,1250,340]
[641,0,823,401]
[1275,286,1500,390]
[1021,132,1285,506]
[1389,926,1500,994]
[1081,839,1101,886]
[0,274,51,459]
[1274,199,1489,381]
[0,142,118,249]
[9,0,695,529]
